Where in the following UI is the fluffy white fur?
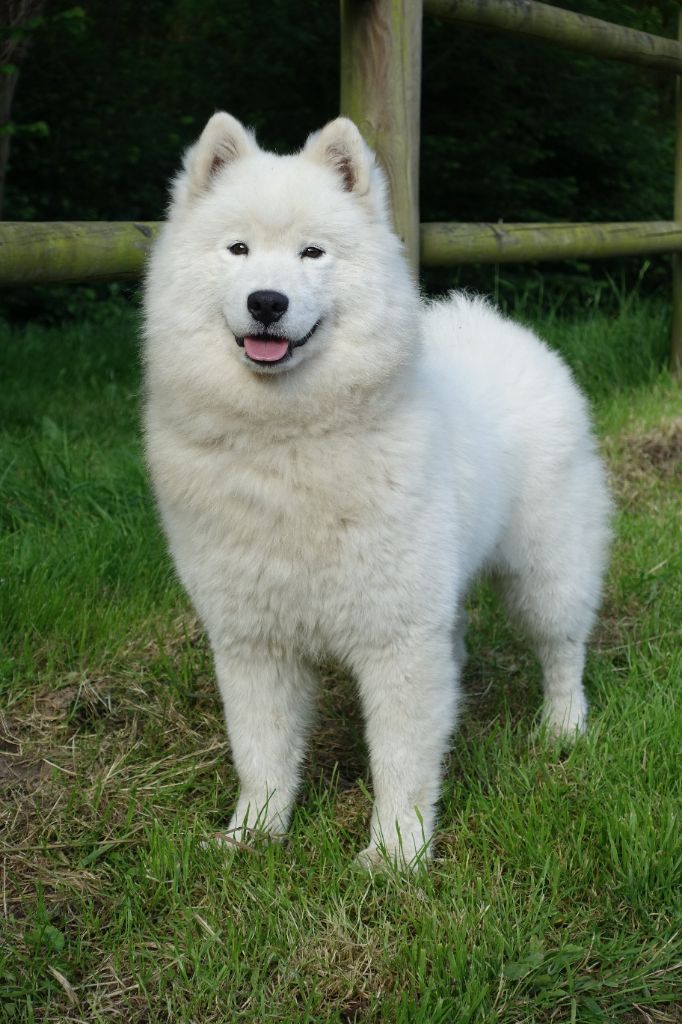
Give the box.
[143,112,611,869]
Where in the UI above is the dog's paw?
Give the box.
[541,692,587,741]
[354,841,431,874]
[543,711,587,741]
[354,845,391,873]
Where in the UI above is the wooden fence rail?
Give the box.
[5,220,682,286]
[420,222,682,266]
[0,222,159,286]
[1,0,682,369]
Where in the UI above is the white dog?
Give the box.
[143,113,610,868]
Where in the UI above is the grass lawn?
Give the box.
[1,296,680,1023]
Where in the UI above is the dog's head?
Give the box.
[144,113,419,429]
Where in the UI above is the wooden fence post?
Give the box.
[673,9,682,374]
[340,0,423,276]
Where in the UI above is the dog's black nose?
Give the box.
[247,290,289,327]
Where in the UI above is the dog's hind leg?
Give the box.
[496,454,610,739]
[496,571,594,737]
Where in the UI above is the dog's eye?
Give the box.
[301,246,324,259]
[228,242,249,256]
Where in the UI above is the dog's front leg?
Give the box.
[212,648,317,843]
[354,636,461,870]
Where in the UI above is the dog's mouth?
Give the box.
[235,322,320,366]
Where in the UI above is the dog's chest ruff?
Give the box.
[158,426,429,653]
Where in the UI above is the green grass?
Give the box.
[1,297,680,1023]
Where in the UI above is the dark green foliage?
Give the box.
[7,0,340,222]
[7,0,677,222]
[422,1,678,225]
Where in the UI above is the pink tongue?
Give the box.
[244,336,289,362]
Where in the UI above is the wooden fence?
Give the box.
[1,0,682,369]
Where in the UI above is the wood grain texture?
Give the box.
[340,0,423,274]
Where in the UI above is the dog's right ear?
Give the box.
[171,112,258,209]
[303,117,392,225]
[303,118,373,196]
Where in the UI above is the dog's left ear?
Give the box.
[303,118,373,196]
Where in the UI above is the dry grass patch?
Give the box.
[604,415,682,501]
